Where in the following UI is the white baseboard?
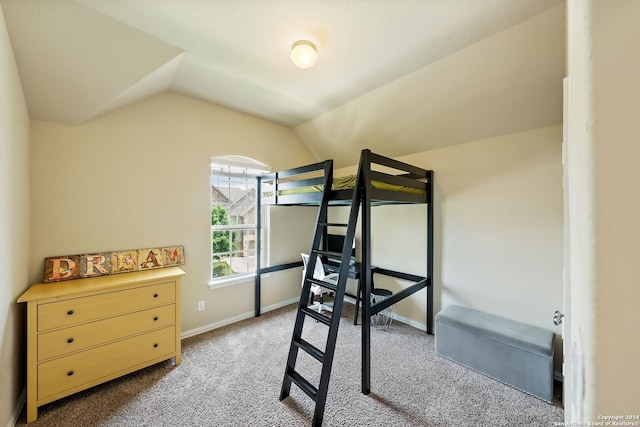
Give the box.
[8,387,25,427]
[181,298,298,339]
[181,296,430,340]
[342,296,428,332]
[554,370,564,382]
[392,312,427,332]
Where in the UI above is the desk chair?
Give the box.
[301,253,339,314]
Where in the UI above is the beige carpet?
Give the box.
[17,303,563,426]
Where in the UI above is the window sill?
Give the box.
[209,274,254,289]
[208,273,270,289]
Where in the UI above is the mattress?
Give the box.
[263,174,425,197]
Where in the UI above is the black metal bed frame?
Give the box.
[255,149,434,396]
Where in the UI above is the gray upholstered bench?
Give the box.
[435,305,554,402]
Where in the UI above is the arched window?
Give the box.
[210,156,270,286]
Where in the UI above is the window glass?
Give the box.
[210,156,269,283]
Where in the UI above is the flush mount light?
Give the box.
[290,40,317,69]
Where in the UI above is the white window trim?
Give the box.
[208,272,272,289]
[209,155,270,287]
[208,273,255,289]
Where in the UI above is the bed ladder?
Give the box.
[279,169,363,427]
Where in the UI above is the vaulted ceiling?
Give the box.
[1,0,565,166]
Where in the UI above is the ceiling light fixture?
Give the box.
[290,40,317,69]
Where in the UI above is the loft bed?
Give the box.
[255,149,434,405]
[258,155,428,206]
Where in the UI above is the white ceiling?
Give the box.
[1,0,565,166]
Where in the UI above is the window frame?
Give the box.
[209,156,270,289]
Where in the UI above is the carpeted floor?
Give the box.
[16,303,564,426]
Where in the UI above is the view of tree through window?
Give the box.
[210,157,268,282]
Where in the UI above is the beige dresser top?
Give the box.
[18,267,185,303]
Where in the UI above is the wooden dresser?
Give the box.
[17,267,185,423]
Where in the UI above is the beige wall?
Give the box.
[30,92,316,334]
[567,0,640,420]
[0,4,30,426]
[335,126,564,345]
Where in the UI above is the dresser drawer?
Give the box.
[37,281,175,331]
[38,326,176,400]
[37,304,176,361]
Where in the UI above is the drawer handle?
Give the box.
[67,310,74,316]
[67,371,74,376]
[67,338,74,344]
[153,316,159,321]
[153,343,159,348]
[153,293,159,298]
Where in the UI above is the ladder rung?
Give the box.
[287,369,318,401]
[308,278,338,292]
[294,337,325,363]
[318,222,348,227]
[301,307,331,326]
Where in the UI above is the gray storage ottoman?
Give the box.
[435,305,554,402]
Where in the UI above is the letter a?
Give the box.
[140,250,161,269]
